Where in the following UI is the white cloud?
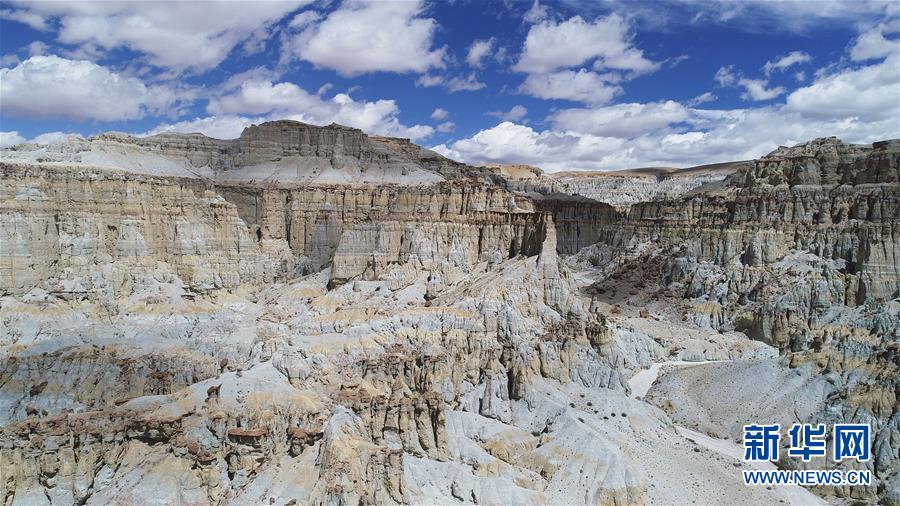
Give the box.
[432,122,628,171]
[688,92,717,106]
[208,80,321,116]
[548,101,690,137]
[0,8,47,30]
[0,130,75,148]
[431,108,449,120]
[715,65,738,86]
[415,74,443,87]
[850,23,899,61]
[786,53,900,121]
[487,105,528,122]
[0,54,19,67]
[200,79,434,140]
[523,0,549,24]
[445,74,487,92]
[289,11,321,30]
[679,0,896,34]
[436,121,455,133]
[514,14,658,75]
[437,104,897,172]
[512,13,657,105]
[0,40,48,68]
[0,131,26,148]
[416,73,486,92]
[0,55,189,121]
[144,116,259,139]
[316,83,333,96]
[31,131,74,145]
[715,65,785,101]
[738,78,786,101]
[3,1,307,73]
[436,49,899,171]
[287,0,445,76]
[520,69,621,104]
[466,38,494,68]
[763,51,812,75]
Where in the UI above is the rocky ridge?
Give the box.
[548,162,749,209]
[0,120,497,185]
[574,137,900,503]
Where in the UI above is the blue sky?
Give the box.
[1,0,898,170]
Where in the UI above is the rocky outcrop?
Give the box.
[1,126,897,505]
[0,120,499,184]
[545,161,748,209]
[1,163,548,297]
[578,137,900,503]
[0,164,280,297]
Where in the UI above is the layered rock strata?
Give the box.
[577,137,900,503]
[1,163,547,297]
[0,120,499,184]
[1,125,897,505]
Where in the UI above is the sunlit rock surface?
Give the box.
[1,124,897,505]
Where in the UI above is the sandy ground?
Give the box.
[628,361,717,399]
[631,360,829,506]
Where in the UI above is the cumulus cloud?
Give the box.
[432,122,629,171]
[0,131,26,148]
[0,55,190,121]
[287,0,445,76]
[850,23,900,61]
[523,0,549,24]
[435,48,899,171]
[431,108,449,121]
[0,8,48,30]
[763,51,812,75]
[436,121,455,133]
[520,69,621,105]
[161,79,434,141]
[143,115,260,139]
[714,65,738,86]
[548,101,690,138]
[0,130,75,148]
[786,52,899,121]
[513,13,657,104]
[436,106,897,172]
[487,105,528,122]
[715,65,785,101]
[466,38,494,68]
[1,1,307,73]
[738,78,786,101]
[514,14,658,75]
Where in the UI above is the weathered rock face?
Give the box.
[577,137,900,503]
[222,182,550,283]
[1,124,646,505]
[1,164,548,298]
[543,162,749,209]
[1,128,897,505]
[0,120,499,184]
[0,164,281,297]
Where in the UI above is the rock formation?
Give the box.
[547,161,749,209]
[1,124,897,505]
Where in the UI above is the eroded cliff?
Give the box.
[0,125,897,505]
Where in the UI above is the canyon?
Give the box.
[0,121,897,505]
